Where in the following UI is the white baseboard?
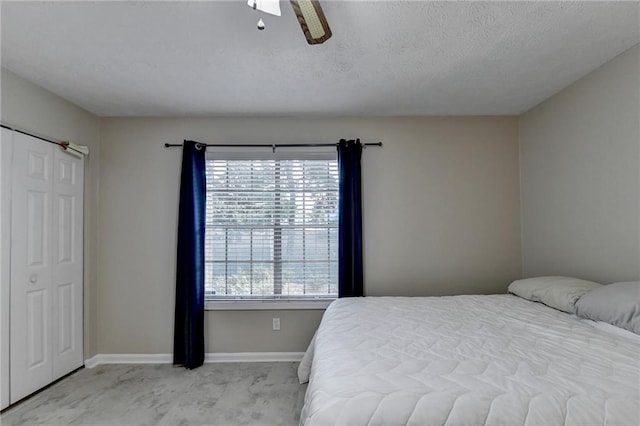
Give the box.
[205,352,304,363]
[84,352,304,368]
[84,354,171,368]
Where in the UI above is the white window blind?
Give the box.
[205,153,338,300]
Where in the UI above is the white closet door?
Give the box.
[10,133,54,403]
[1,128,13,410]
[51,147,84,379]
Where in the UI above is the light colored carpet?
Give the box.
[0,363,306,425]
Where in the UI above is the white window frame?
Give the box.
[204,147,338,310]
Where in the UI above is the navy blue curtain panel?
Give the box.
[173,140,206,369]
[337,139,364,297]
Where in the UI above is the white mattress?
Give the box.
[299,295,640,425]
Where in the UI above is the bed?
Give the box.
[298,293,640,425]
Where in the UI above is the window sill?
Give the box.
[205,299,335,311]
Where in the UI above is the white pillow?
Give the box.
[508,276,602,314]
[575,281,640,334]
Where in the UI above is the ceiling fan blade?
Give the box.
[290,0,332,45]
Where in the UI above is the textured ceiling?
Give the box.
[1,1,638,117]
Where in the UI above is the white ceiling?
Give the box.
[1,1,638,117]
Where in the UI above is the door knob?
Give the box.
[29,274,37,283]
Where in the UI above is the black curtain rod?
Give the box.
[1,123,65,147]
[164,141,383,149]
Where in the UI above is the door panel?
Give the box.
[52,147,83,379]
[10,133,54,403]
[26,289,47,367]
[27,190,48,266]
[57,196,74,263]
[57,283,73,354]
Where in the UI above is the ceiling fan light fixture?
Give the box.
[247,0,281,17]
[290,0,332,45]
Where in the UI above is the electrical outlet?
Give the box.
[272,318,280,331]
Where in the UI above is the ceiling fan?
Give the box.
[248,0,332,45]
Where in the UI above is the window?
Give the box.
[205,151,338,303]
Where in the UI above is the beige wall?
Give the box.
[519,44,640,283]
[1,68,101,358]
[98,116,521,353]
